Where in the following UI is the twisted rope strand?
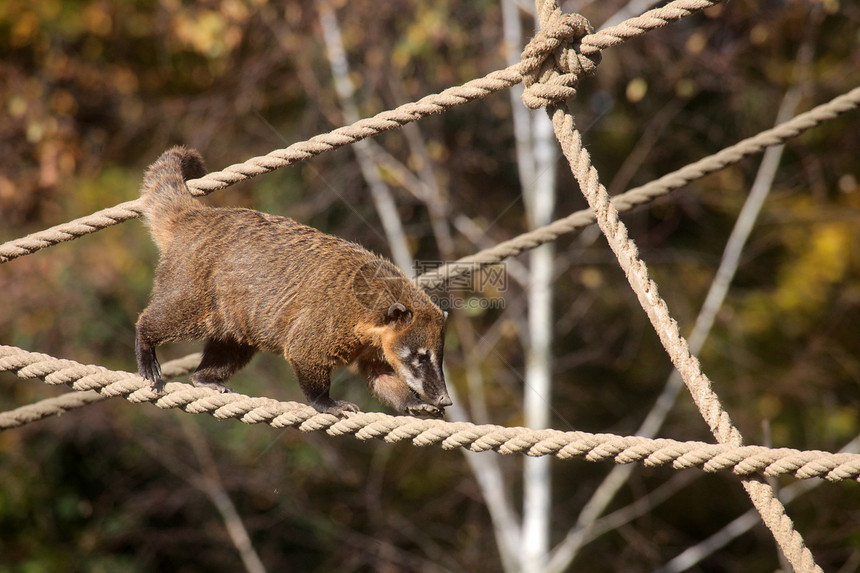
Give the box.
[2,344,860,481]
[0,390,104,430]
[0,64,522,264]
[0,201,143,264]
[552,87,827,573]
[580,0,717,56]
[0,352,202,430]
[184,66,525,194]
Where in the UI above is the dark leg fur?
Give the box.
[135,324,165,392]
[136,306,198,393]
[358,359,443,418]
[191,338,257,393]
[291,362,358,416]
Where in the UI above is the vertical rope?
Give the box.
[524,0,822,570]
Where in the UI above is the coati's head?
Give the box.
[379,302,451,409]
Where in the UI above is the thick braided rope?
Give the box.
[0,390,105,430]
[562,88,833,573]
[527,2,821,570]
[579,0,716,56]
[532,0,740,454]
[0,352,203,430]
[0,201,144,264]
[3,344,860,481]
[416,86,860,289]
[0,0,721,266]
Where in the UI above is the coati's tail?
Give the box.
[140,146,207,250]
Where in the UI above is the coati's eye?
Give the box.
[412,348,430,367]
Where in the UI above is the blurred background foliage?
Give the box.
[1,0,859,571]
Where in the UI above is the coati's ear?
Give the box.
[178,147,207,180]
[386,302,412,325]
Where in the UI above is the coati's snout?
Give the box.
[403,346,451,407]
[384,302,451,409]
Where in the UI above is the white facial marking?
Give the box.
[396,346,412,360]
[396,363,425,395]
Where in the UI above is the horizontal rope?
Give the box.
[0,390,104,430]
[0,201,143,264]
[0,64,520,264]
[0,352,203,430]
[2,344,858,481]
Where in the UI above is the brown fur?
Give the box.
[136,146,451,417]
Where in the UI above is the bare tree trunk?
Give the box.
[181,418,268,573]
[318,2,412,271]
[522,117,556,573]
[502,1,557,571]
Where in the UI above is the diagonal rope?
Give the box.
[525,1,823,570]
[3,344,860,482]
[416,85,860,289]
[0,0,722,265]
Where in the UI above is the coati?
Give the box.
[135,146,452,417]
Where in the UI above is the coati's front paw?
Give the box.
[310,398,360,417]
[405,402,444,418]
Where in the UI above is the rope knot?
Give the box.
[520,12,601,109]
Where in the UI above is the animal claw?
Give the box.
[191,380,235,393]
[311,398,360,417]
[150,378,167,394]
[406,403,444,418]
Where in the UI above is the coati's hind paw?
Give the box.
[405,403,444,419]
[310,398,360,417]
[150,378,167,394]
[191,380,235,393]
[138,362,166,394]
[137,350,163,391]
